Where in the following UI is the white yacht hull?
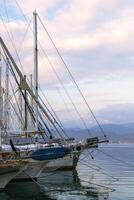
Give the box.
[14,151,80,181]
[14,159,48,180]
[0,164,26,189]
[43,151,80,171]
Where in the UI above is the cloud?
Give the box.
[96,103,134,124]
[0,0,134,122]
[12,0,58,15]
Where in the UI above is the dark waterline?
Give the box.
[1,144,134,200]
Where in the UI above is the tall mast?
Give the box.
[33,10,39,132]
[0,48,2,148]
[5,57,9,131]
[18,88,23,130]
[24,75,27,131]
[0,37,63,138]
[30,74,34,130]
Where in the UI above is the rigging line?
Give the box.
[17,18,32,56]
[0,37,66,137]
[0,51,20,103]
[38,15,107,138]
[79,151,94,162]
[37,111,54,137]
[0,51,22,103]
[97,148,134,169]
[4,0,37,93]
[39,110,63,139]
[10,81,25,126]
[38,92,69,138]
[35,56,81,133]
[0,5,30,75]
[34,90,66,138]
[86,149,94,159]
[37,68,91,138]
[22,170,45,192]
[10,82,27,127]
[4,49,64,141]
[8,66,43,140]
[3,0,31,22]
[12,1,92,136]
[3,0,10,22]
[4,1,92,141]
[11,70,64,141]
[26,71,69,138]
[10,99,24,128]
[1,45,44,139]
[40,88,71,129]
[0,51,27,131]
[79,156,119,181]
[12,0,34,72]
[14,0,80,135]
[79,154,118,181]
[40,170,115,192]
[36,72,81,138]
[79,159,118,181]
[12,1,87,138]
[4,54,35,128]
[4,55,49,138]
[7,0,67,137]
[0,51,25,126]
[13,0,32,22]
[38,47,91,135]
[33,81,69,138]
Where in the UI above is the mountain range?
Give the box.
[66,122,134,143]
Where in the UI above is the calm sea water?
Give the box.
[1,144,134,200]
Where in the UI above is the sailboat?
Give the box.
[0,25,72,186]
[0,47,28,189]
[0,10,108,183]
[0,11,73,181]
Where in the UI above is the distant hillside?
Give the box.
[66,122,134,143]
[91,122,134,142]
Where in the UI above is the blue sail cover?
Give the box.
[30,147,71,160]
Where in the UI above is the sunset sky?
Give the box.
[0,0,134,128]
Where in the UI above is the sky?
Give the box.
[0,0,134,128]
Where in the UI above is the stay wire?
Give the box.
[38,15,107,138]
[11,1,106,141]
[2,1,31,73]
[0,12,29,87]
[1,50,36,137]
[3,1,69,139]
[37,91,69,138]
[39,170,115,192]
[79,154,118,181]
[12,0,92,136]
[38,47,91,135]
[0,24,65,141]
[10,81,25,126]
[17,18,32,56]
[97,148,134,169]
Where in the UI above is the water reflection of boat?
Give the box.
[6,169,109,200]
[39,169,81,186]
[6,181,55,200]
[38,170,109,200]
[0,154,27,190]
